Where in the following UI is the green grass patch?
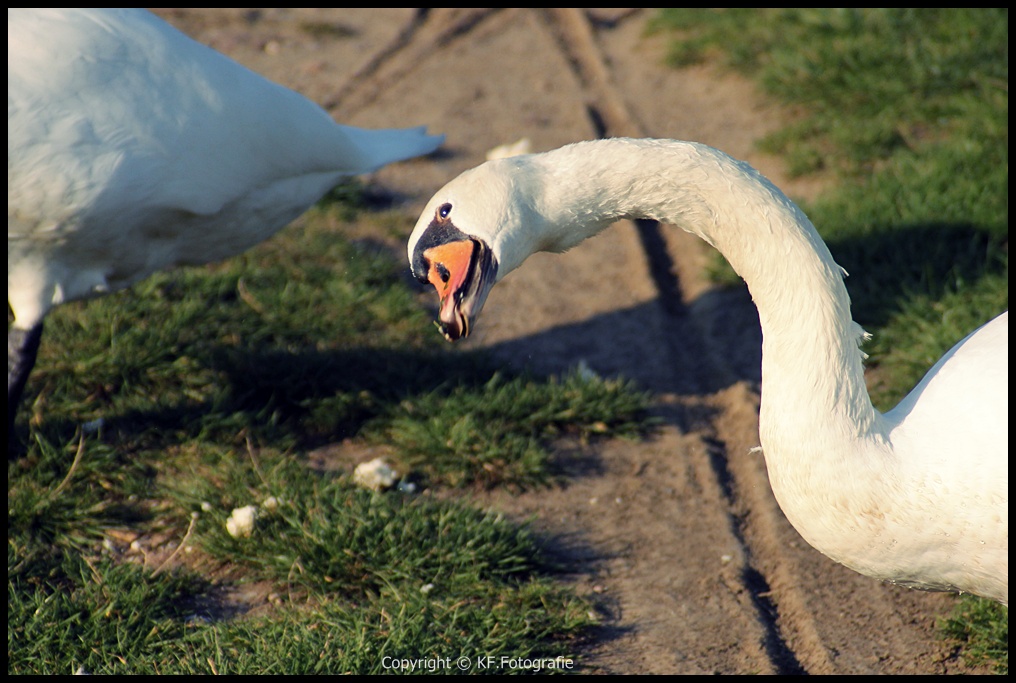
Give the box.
[652,8,1008,177]
[9,186,653,674]
[941,597,1010,675]
[10,478,593,674]
[373,370,653,490]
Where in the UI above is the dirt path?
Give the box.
[155,8,986,674]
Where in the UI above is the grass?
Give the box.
[652,7,1008,673]
[8,189,655,674]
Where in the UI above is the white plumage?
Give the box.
[8,8,444,430]
[408,138,1008,605]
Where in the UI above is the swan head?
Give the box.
[409,159,537,341]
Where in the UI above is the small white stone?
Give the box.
[226,505,258,538]
[353,458,399,491]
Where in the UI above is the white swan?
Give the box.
[7,8,444,431]
[407,138,1008,605]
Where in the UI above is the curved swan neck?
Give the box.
[520,137,879,442]
[511,137,893,572]
[451,137,1006,604]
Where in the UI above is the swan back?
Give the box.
[875,312,1008,601]
[8,8,443,328]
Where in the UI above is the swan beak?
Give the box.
[422,238,497,341]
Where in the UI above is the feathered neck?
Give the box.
[522,140,873,406]
[513,137,886,549]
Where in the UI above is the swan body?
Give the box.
[8,8,444,430]
[408,138,1008,605]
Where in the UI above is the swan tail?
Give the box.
[340,125,444,173]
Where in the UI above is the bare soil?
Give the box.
[153,8,990,674]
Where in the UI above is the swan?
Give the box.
[8,8,444,432]
[407,137,1008,605]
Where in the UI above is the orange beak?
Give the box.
[421,238,497,341]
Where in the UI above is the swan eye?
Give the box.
[437,203,452,221]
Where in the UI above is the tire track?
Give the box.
[325,8,501,116]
